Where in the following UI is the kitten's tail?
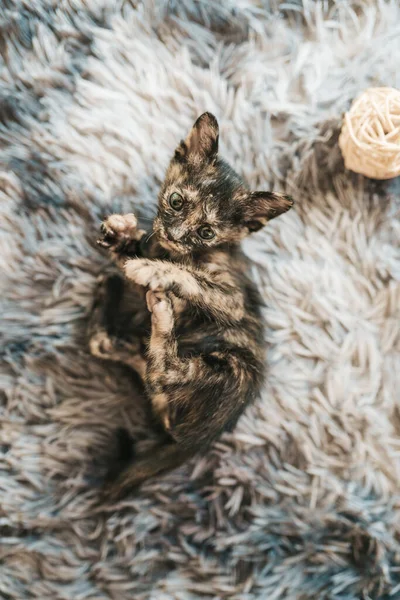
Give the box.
[105,437,191,501]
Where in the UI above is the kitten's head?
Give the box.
[154,112,293,255]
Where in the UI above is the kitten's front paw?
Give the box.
[97,213,142,251]
[146,290,174,334]
[124,259,170,290]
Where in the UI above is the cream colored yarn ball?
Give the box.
[339,87,400,179]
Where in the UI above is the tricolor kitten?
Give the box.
[89,113,293,499]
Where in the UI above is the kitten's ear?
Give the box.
[244,192,294,232]
[175,112,219,164]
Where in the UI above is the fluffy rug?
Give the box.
[1,1,400,598]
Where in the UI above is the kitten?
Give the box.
[89,112,293,500]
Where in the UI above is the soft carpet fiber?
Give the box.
[1,1,400,598]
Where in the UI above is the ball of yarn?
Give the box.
[339,87,400,179]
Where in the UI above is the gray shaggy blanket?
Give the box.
[1,1,400,598]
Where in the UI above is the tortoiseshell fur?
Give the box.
[89,113,293,499]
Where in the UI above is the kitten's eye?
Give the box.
[198,225,215,240]
[169,192,184,211]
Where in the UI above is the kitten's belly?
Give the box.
[175,314,226,358]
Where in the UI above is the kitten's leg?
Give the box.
[88,273,124,337]
[124,259,245,323]
[88,274,146,378]
[89,332,146,378]
[146,290,204,371]
[97,292,184,500]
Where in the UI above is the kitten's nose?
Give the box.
[166,228,183,242]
